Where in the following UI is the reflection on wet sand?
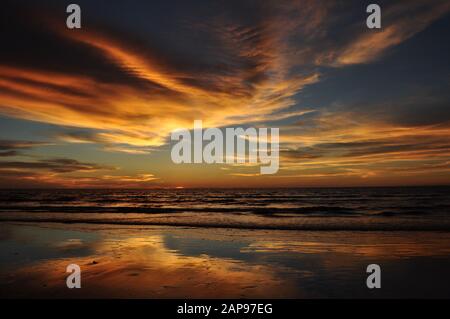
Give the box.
[243,235,450,258]
[1,223,450,298]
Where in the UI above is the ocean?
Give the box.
[0,186,449,230]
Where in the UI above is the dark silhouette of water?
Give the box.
[0,187,449,230]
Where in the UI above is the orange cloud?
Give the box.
[0,7,321,151]
[321,0,450,66]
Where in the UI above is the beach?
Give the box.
[1,222,450,298]
[1,187,450,298]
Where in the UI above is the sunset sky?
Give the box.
[0,0,449,188]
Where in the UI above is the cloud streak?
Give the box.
[0,140,50,157]
[0,1,324,149]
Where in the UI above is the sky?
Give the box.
[0,0,449,188]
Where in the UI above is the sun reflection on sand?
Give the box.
[1,224,450,298]
[241,237,450,258]
[0,228,298,298]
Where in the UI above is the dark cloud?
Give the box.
[282,136,450,161]
[0,140,49,157]
[0,158,114,173]
[0,155,115,188]
[385,96,450,127]
[0,151,19,157]
[0,1,165,92]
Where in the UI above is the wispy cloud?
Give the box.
[330,0,450,66]
[0,1,323,149]
[0,140,50,157]
[0,158,114,173]
[0,157,162,188]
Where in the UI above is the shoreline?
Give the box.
[1,218,450,232]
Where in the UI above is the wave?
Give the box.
[1,187,449,231]
[1,216,450,231]
[0,205,364,216]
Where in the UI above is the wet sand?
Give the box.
[1,222,450,298]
